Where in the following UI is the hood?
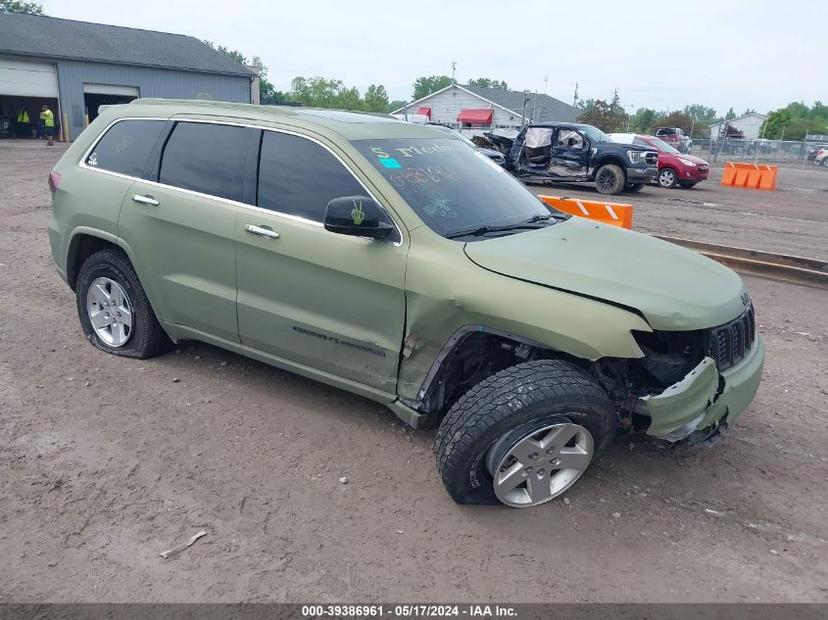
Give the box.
[463,218,746,331]
[661,151,708,165]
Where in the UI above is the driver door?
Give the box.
[235,129,407,396]
[548,127,590,178]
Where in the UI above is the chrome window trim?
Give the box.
[78,116,405,247]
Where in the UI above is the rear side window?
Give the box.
[86,120,166,178]
[160,122,249,202]
[258,131,364,222]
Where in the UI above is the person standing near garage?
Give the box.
[40,104,55,146]
[16,106,30,138]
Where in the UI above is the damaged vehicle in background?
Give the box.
[491,123,659,195]
[49,99,764,508]
[427,123,505,165]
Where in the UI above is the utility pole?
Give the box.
[450,61,456,82]
[521,91,530,126]
[572,82,579,108]
[543,75,548,96]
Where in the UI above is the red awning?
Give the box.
[457,108,493,125]
[416,106,432,119]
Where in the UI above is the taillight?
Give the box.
[48,170,61,194]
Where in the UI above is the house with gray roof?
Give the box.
[392,83,579,137]
[0,12,255,140]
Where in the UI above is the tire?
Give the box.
[76,248,169,359]
[658,168,678,188]
[434,359,616,507]
[822,158,828,167]
[625,183,645,193]
[594,163,625,195]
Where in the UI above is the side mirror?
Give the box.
[324,196,394,240]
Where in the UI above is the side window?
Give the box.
[160,122,248,202]
[556,129,585,149]
[86,120,166,178]
[257,131,364,222]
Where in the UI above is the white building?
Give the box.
[708,112,767,140]
[392,84,579,137]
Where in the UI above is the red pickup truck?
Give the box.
[655,127,691,153]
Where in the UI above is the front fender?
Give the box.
[397,227,651,402]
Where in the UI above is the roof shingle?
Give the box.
[0,12,253,76]
[461,85,579,123]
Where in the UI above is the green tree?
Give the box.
[388,99,408,113]
[659,111,695,135]
[363,84,390,113]
[759,102,828,139]
[629,107,657,133]
[577,92,626,132]
[724,107,736,120]
[467,78,508,90]
[0,1,44,14]
[412,75,455,100]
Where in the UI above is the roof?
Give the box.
[112,98,446,140]
[710,112,768,126]
[0,12,253,77]
[393,84,579,123]
[461,85,578,123]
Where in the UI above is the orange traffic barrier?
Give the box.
[538,195,634,230]
[721,162,778,191]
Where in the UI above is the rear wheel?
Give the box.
[594,164,626,195]
[658,168,677,188]
[434,359,616,507]
[76,248,169,359]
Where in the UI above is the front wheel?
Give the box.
[594,164,626,195]
[658,168,678,188]
[434,359,616,507]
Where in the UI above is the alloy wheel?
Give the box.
[86,276,134,347]
[487,422,594,508]
[659,169,676,187]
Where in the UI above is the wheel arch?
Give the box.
[591,155,627,177]
[65,227,171,340]
[404,324,594,425]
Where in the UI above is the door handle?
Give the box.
[132,194,160,206]
[244,224,280,239]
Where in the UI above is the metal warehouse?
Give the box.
[393,84,579,136]
[0,12,255,141]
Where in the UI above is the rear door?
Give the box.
[235,129,407,395]
[119,120,256,342]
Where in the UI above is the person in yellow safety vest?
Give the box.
[40,104,55,146]
[16,107,30,139]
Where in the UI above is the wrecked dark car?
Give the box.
[493,123,659,195]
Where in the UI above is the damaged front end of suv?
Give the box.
[593,299,763,443]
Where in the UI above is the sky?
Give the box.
[43,0,825,115]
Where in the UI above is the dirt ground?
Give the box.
[529,162,828,261]
[1,141,826,603]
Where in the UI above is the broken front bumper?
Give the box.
[640,336,764,441]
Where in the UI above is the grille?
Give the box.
[645,152,659,166]
[706,304,755,371]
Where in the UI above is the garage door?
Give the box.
[0,59,59,98]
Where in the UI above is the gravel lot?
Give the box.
[530,161,828,261]
[1,141,826,603]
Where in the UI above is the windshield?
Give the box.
[578,125,610,143]
[352,138,554,238]
[647,137,680,154]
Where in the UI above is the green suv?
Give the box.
[48,99,764,508]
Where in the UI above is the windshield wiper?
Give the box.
[445,221,546,239]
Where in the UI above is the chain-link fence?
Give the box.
[688,138,828,165]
